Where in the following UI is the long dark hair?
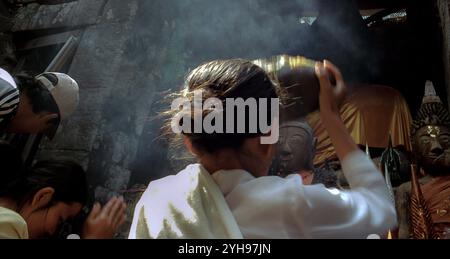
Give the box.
[27,160,87,205]
[164,59,281,154]
[0,142,87,208]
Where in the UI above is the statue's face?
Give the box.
[278,126,314,175]
[414,125,450,175]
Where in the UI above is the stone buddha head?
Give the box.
[412,81,450,176]
[277,121,316,176]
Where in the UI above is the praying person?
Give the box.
[129,59,397,239]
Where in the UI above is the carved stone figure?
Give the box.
[277,121,337,188]
[396,81,450,239]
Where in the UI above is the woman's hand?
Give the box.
[82,196,127,239]
[315,60,347,117]
[315,60,357,161]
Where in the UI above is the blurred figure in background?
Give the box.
[129,59,396,239]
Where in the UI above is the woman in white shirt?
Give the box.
[129,59,397,239]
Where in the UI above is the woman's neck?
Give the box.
[199,149,245,174]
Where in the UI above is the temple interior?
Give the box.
[1,0,450,239]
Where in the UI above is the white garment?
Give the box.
[0,206,28,239]
[211,151,397,238]
[130,150,397,239]
[128,164,243,239]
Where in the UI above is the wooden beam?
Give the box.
[16,29,82,50]
[256,0,409,16]
[354,0,409,10]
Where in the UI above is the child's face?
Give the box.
[25,201,83,239]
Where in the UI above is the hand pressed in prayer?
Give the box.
[82,196,127,239]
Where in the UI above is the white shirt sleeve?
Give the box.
[296,151,397,238]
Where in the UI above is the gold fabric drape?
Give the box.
[421,175,450,232]
[307,85,413,166]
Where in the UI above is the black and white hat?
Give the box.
[0,68,17,89]
[35,72,79,139]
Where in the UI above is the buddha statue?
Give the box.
[276,120,337,188]
[396,81,450,239]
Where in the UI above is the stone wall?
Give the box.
[11,0,104,31]
[2,0,450,238]
[0,4,190,237]
[3,0,143,203]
